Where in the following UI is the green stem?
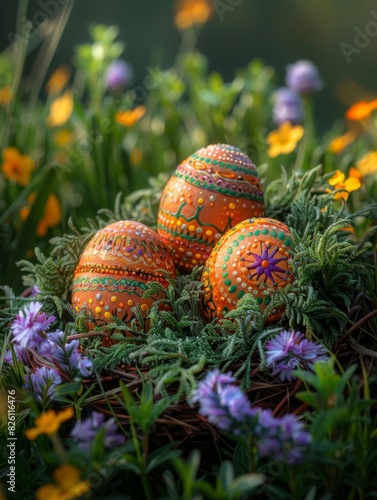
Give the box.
[129,418,153,500]
[2,0,30,150]
[293,95,315,171]
[49,433,68,462]
[21,0,75,146]
[249,436,257,473]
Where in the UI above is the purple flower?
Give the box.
[105,60,133,92]
[191,369,253,431]
[39,331,93,378]
[24,366,62,404]
[71,411,126,451]
[272,87,303,125]
[191,369,312,464]
[256,410,311,464]
[285,60,323,95]
[4,344,29,365]
[30,285,41,297]
[10,302,55,349]
[265,330,328,382]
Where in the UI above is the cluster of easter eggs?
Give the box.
[72,144,295,330]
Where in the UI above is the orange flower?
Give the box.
[25,408,74,440]
[267,122,304,158]
[329,131,356,154]
[35,464,90,500]
[356,151,377,176]
[46,91,74,127]
[327,170,361,201]
[46,65,71,95]
[115,105,146,127]
[348,166,362,182]
[1,147,34,186]
[346,99,377,121]
[19,193,62,237]
[174,0,213,30]
[0,86,12,105]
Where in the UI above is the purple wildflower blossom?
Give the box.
[24,366,62,404]
[257,410,312,464]
[4,344,29,365]
[272,87,303,125]
[10,302,55,349]
[192,369,312,464]
[191,369,252,431]
[285,60,323,95]
[265,330,328,382]
[105,60,133,92]
[71,411,126,451]
[30,285,41,297]
[39,331,93,378]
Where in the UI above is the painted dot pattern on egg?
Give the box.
[201,218,295,324]
[157,144,265,273]
[72,221,176,330]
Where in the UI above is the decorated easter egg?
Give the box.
[72,221,176,330]
[201,218,295,324]
[157,144,264,273]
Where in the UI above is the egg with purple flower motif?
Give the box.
[201,218,295,324]
[157,144,264,273]
[72,221,176,331]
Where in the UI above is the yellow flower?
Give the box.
[327,170,361,201]
[53,129,73,148]
[46,65,71,95]
[356,151,377,176]
[35,464,90,500]
[329,131,356,154]
[46,91,74,127]
[115,105,146,127]
[0,86,12,105]
[1,147,34,186]
[25,408,73,440]
[35,484,63,500]
[346,99,377,121]
[130,147,143,166]
[19,193,62,237]
[174,0,213,30]
[267,122,304,158]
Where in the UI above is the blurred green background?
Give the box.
[2,0,377,131]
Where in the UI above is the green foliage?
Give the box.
[288,360,377,497]
[164,451,264,500]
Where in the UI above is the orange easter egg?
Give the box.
[157,144,264,273]
[201,218,295,324]
[72,221,176,331]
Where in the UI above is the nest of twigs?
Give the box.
[27,290,377,453]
